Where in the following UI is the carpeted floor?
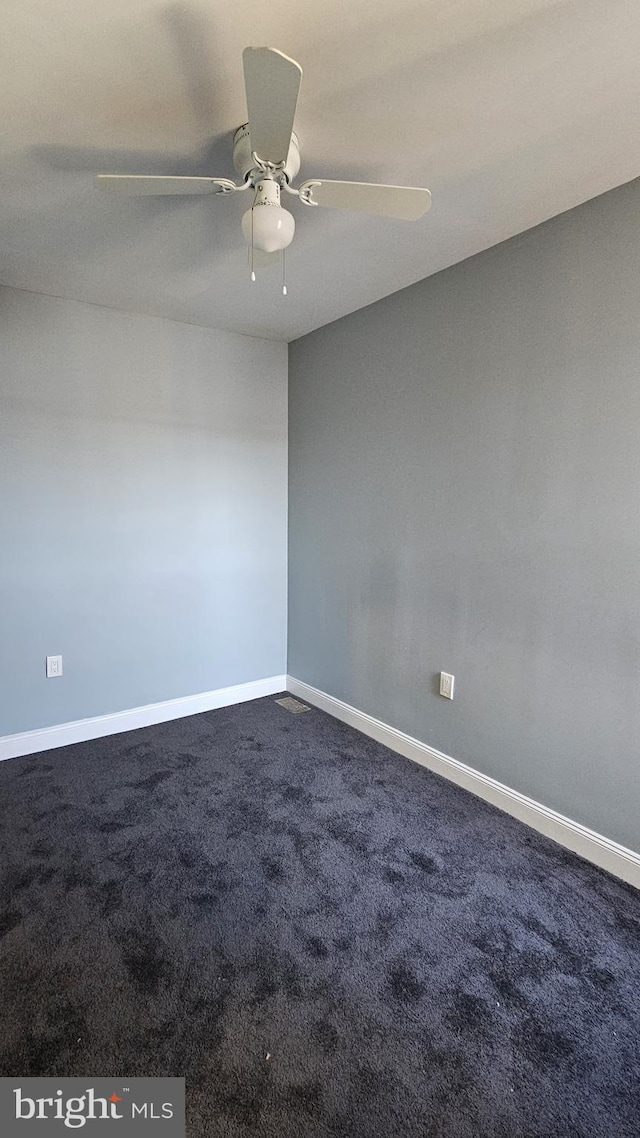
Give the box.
[0,694,638,1137]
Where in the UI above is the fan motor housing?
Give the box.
[233,123,300,182]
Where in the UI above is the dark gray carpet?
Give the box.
[0,695,638,1137]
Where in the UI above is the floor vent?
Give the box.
[274,696,310,714]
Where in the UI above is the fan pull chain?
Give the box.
[282,248,287,296]
[250,209,256,281]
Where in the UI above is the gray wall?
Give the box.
[289,177,640,852]
[0,287,287,735]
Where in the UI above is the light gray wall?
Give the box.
[0,287,287,736]
[289,177,640,852]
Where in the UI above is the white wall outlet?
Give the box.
[46,655,63,678]
[439,671,454,699]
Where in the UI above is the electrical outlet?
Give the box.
[46,655,63,679]
[439,672,454,699]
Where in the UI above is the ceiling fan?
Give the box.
[95,47,432,289]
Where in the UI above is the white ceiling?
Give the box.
[2,0,640,342]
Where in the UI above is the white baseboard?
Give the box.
[287,675,640,889]
[0,675,287,763]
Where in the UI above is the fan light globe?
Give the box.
[242,204,295,253]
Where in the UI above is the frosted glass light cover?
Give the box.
[241,205,295,253]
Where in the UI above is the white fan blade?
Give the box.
[299,180,431,220]
[243,47,302,166]
[94,175,236,196]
